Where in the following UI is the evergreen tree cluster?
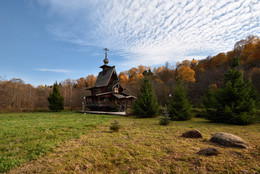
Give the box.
[48,82,64,111]
[133,57,257,125]
[202,57,257,125]
[133,76,192,121]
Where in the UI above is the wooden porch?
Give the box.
[77,110,126,116]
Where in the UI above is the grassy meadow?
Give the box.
[0,112,259,173]
[0,112,116,173]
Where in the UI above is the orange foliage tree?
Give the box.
[86,75,96,87]
[253,40,260,61]
[127,65,149,85]
[239,35,260,64]
[209,53,227,67]
[128,67,138,79]
[76,77,86,87]
[153,65,175,84]
[119,72,128,87]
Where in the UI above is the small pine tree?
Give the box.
[48,82,64,111]
[159,109,171,125]
[132,76,159,118]
[202,57,257,125]
[167,80,193,121]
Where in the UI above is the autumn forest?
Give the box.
[1,35,260,112]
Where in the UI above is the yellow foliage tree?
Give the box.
[177,65,196,83]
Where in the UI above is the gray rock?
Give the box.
[197,147,221,156]
[182,129,202,138]
[210,132,249,149]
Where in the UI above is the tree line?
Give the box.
[122,35,260,106]
[0,35,259,112]
[132,56,258,125]
[0,78,89,112]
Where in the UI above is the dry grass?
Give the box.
[9,116,260,174]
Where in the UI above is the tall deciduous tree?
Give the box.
[119,72,128,87]
[86,75,96,87]
[132,76,159,118]
[176,65,196,83]
[167,80,193,121]
[76,77,86,87]
[202,57,257,125]
[48,82,64,111]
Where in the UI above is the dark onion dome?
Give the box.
[103,57,109,65]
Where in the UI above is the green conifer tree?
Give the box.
[167,80,193,121]
[48,82,64,111]
[202,57,257,125]
[132,76,159,118]
[201,88,217,109]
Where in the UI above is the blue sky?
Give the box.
[0,0,259,86]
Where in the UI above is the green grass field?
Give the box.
[0,112,116,173]
[0,112,259,173]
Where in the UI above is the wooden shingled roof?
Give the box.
[94,66,116,87]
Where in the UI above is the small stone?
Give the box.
[210,132,249,149]
[197,147,220,156]
[182,129,203,138]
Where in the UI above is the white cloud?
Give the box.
[37,0,260,66]
[36,68,73,73]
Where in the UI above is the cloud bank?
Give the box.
[37,0,260,66]
[37,68,73,73]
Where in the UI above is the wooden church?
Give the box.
[83,48,136,111]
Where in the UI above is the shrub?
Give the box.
[109,120,121,132]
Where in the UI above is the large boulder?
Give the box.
[197,147,221,156]
[210,132,249,149]
[182,129,202,138]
